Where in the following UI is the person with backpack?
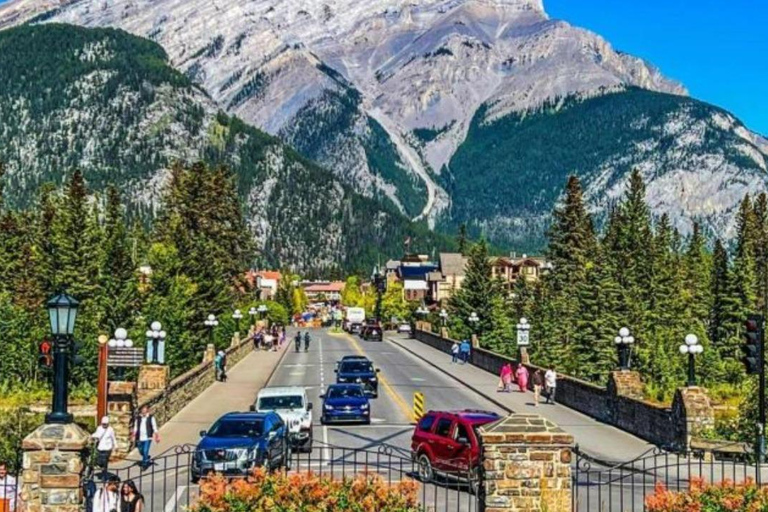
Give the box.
[214,351,227,382]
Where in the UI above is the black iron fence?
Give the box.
[84,442,482,512]
[572,444,766,511]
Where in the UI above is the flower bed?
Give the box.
[192,470,420,512]
[646,478,768,511]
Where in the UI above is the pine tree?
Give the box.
[54,170,95,299]
[448,239,500,340]
[275,273,295,316]
[684,222,713,324]
[732,195,759,315]
[752,193,768,315]
[100,186,136,332]
[457,223,468,256]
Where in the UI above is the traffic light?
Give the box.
[38,339,52,369]
[742,315,765,375]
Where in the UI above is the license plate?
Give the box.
[214,463,225,471]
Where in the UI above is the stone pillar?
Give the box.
[22,423,89,512]
[137,365,169,402]
[202,343,216,364]
[230,332,241,347]
[471,333,479,348]
[672,386,715,451]
[480,414,573,512]
[440,326,449,338]
[607,370,644,401]
[519,347,530,365]
[107,382,136,459]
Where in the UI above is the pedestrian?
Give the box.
[279,327,286,347]
[295,332,302,352]
[91,416,117,479]
[119,480,144,512]
[515,363,529,393]
[499,362,513,392]
[133,405,160,470]
[532,368,544,406]
[0,462,20,512]
[450,341,459,364]
[459,339,471,364]
[215,350,228,382]
[544,367,557,404]
[93,477,119,512]
[304,331,311,352]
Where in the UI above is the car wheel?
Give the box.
[320,416,327,425]
[418,454,434,483]
[191,474,200,485]
[469,467,481,495]
[362,417,371,425]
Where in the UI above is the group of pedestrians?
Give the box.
[254,325,286,351]
[450,339,472,364]
[90,406,160,480]
[92,478,144,512]
[294,331,311,352]
[498,363,557,405]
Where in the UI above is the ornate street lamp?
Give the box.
[614,327,635,370]
[439,308,448,327]
[249,306,258,327]
[257,304,268,320]
[468,312,479,335]
[108,327,133,381]
[371,265,386,324]
[679,334,704,387]
[45,290,80,424]
[204,314,219,345]
[145,321,167,364]
[232,309,243,333]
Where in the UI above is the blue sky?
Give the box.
[546,0,768,135]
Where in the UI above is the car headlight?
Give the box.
[370,377,377,382]
[360,403,369,410]
[355,378,362,383]
[325,404,334,410]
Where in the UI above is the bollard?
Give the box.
[413,392,425,423]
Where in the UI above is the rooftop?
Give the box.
[439,253,468,277]
[257,386,307,397]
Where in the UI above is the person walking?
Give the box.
[119,481,144,512]
[304,331,311,352]
[294,332,302,352]
[279,327,286,347]
[93,478,119,512]
[459,339,471,364]
[133,406,159,470]
[0,462,20,512]
[91,416,117,479]
[214,350,227,382]
[499,362,513,392]
[515,363,529,393]
[544,367,557,404]
[450,341,459,364]
[532,369,544,406]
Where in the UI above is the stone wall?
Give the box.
[138,335,253,429]
[413,329,711,452]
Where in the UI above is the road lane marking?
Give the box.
[319,335,330,462]
[164,486,186,512]
[343,334,414,424]
[410,378,425,382]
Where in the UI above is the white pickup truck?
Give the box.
[252,386,313,453]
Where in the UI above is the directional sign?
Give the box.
[107,347,144,368]
[517,330,530,346]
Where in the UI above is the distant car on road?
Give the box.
[335,357,380,397]
[320,384,371,424]
[410,410,501,492]
[192,411,288,483]
[252,386,313,453]
[335,355,369,370]
[397,323,412,333]
[360,322,383,341]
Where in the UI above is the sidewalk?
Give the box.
[387,335,654,464]
[142,341,290,458]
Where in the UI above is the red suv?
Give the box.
[411,410,501,491]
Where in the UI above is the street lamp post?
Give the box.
[516,317,531,360]
[679,334,704,387]
[249,306,257,328]
[257,304,268,321]
[232,309,243,334]
[204,314,219,345]
[108,328,134,380]
[614,327,636,371]
[468,312,479,335]
[371,265,386,324]
[145,321,167,364]
[45,291,80,424]
[439,308,448,337]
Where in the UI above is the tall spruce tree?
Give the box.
[732,195,759,315]
[449,239,501,340]
[100,186,136,331]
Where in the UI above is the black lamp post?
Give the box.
[679,334,703,387]
[257,304,268,321]
[205,314,219,345]
[614,327,635,371]
[371,265,386,324]
[45,290,80,424]
[233,309,243,334]
[249,307,257,328]
[468,312,479,336]
[145,321,167,364]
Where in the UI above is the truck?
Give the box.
[251,386,313,453]
[344,307,366,334]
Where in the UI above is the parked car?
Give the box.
[320,384,371,424]
[397,323,412,333]
[192,411,288,482]
[410,410,501,492]
[360,322,383,341]
[335,357,380,397]
[252,386,313,453]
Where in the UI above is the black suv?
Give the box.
[335,358,380,397]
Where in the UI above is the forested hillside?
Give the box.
[0,24,450,273]
[445,88,768,249]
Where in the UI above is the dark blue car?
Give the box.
[192,411,287,482]
[320,384,371,424]
[335,358,380,397]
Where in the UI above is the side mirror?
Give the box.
[249,404,256,412]
[457,437,470,446]
[199,430,207,438]
[375,368,381,373]
[307,403,313,411]
[319,394,326,399]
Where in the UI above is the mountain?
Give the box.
[0,24,450,273]
[1,0,766,248]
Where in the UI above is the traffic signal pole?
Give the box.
[760,326,766,464]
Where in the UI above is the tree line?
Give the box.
[448,171,766,405]
[0,161,265,396]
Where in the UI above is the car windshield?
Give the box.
[339,361,373,374]
[207,419,264,437]
[258,395,304,410]
[327,386,364,399]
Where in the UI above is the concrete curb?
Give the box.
[385,335,628,468]
[264,337,293,387]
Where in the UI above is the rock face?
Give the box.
[0,0,765,246]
